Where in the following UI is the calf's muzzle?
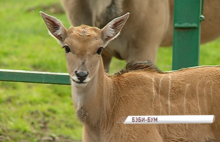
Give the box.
[75,70,89,83]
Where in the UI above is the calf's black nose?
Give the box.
[75,71,88,82]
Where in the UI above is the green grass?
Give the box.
[0,0,220,141]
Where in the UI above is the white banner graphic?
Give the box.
[124,115,215,124]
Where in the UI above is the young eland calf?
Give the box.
[40,11,220,142]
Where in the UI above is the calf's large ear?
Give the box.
[101,12,130,47]
[40,11,67,43]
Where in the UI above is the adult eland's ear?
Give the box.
[101,12,130,47]
[40,11,67,43]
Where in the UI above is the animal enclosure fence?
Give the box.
[0,0,204,83]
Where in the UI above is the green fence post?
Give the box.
[172,0,204,70]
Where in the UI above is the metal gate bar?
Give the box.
[0,69,70,85]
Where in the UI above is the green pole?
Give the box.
[172,0,204,70]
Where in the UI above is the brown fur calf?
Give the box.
[40,12,220,142]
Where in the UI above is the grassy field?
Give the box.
[0,0,220,141]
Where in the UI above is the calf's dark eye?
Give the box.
[96,47,103,55]
[63,45,71,53]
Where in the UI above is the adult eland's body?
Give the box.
[61,0,220,71]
